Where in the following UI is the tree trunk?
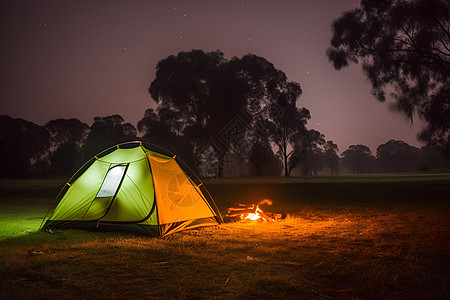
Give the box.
[283,139,289,177]
[217,156,224,177]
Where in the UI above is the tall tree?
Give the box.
[0,115,49,176]
[327,0,450,156]
[149,50,227,138]
[247,139,282,176]
[246,119,282,176]
[0,115,27,177]
[149,50,307,177]
[265,82,310,176]
[322,141,340,175]
[45,118,89,174]
[376,139,419,172]
[137,108,194,164]
[289,129,325,176]
[83,115,136,159]
[417,145,449,172]
[341,144,375,174]
[149,50,239,175]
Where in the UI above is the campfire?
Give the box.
[225,199,285,223]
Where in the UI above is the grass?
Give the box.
[0,175,449,299]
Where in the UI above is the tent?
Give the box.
[41,141,222,237]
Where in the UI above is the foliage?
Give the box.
[148,50,310,177]
[289,129,325,176]
[247,139,283,176]
[149,50,227,142]
[3,111,449,177]
[322,141,340,175]
[264,83,310,176]
[328,0,450,156]
[149,50,246,175]
[376,139,420,172]
[44,118,89,174]
[82,114,136,159]
[0,115,28,177]
[0,115,49,176]
[417,145,448,172]
[137,108,194,164]
[341,144,376,174]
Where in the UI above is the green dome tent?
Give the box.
[41,141,222,237]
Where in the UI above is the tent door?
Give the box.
[82,164,128,221]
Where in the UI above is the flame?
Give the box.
[244,213,261,221]
[243,206,266,221]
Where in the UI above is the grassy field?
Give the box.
[0,174,449,299]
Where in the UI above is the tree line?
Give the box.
[0,112,447,178]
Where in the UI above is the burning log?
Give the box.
[225,203,285,223]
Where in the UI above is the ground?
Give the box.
[0,174,449,299]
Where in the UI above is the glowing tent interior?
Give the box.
[41,141,222,237]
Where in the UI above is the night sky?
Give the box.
[0,0,425,154]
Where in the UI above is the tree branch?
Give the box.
[437,38,450,54]
[436,19,450,41]
[286,150,293,158]
[400,24,418,51]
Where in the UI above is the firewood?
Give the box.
[257,210,274,223]
[225,202,285,223]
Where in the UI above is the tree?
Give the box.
[246,120,282,176]
[341,144,375,174]
[0,115,49,176]
[322,141,340,175]
[265,82,310,177]
[417,145,449,172]
[138,108,194,164]
[0,115,27,177]
[149,50,308,177]
[44,118,89,174]
[223,55,305,176]
[149,50,244,176]
[289,129,325,176]
[328,0,450,156]
[376,139,419,172]
[247,140,281,176]
[83,115,136,159]
[51,141,80,175]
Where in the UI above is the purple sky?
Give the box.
[0,0,425,154]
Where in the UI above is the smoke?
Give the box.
[258,199,273,206]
